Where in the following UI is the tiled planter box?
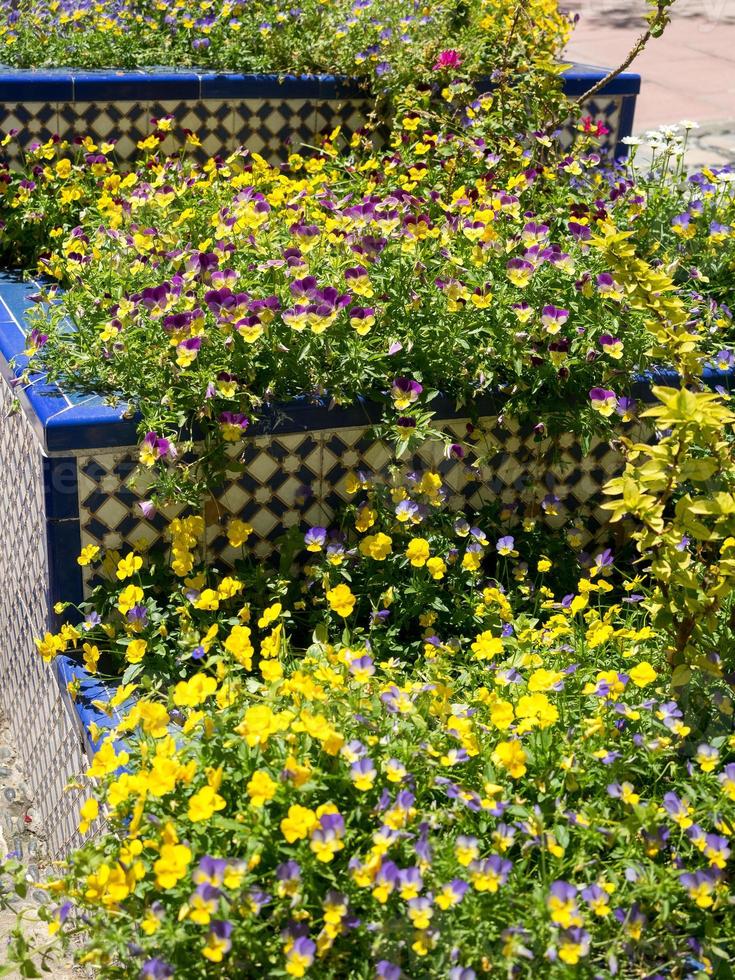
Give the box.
[2,268,732,854]
[0,267,637,852]
[14,261,731,856]
[0,65,640,166]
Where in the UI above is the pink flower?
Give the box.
[432,49,463,71]
[581,116,610,137]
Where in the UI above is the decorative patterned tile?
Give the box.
[0,103,58,165]
[232,98,318,160]
[77,449,187,588]
[0,63,637,170]
[560,95,624,154]
[148,99,234,160]
[0,90,631,171]
[313,97,379,149]
[57,100,149,159]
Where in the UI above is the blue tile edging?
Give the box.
[0,63,640,167]
[0,68,337,103]
[0,64,640,104]
[54,654,127,756]
[559,64,641,98]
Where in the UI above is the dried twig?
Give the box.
[573,0,674,105]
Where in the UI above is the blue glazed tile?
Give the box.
[0,270,140,450]
[72,70,200,102]
[44,456,80,521]
[0,269,40,337]
[0,102,59,161]
[318,74,367,100]
[0,65,640,106]
[561,65,641,97]
[200,72,324,100]
[0,313,26,367]
[703,366,735,391]
[234,96,317,158]
[54,655,128,754]
[81,489,108,513]
[45,412,140,453]
[46,518,83,609]
[85,517,111,543]
[251,396,368,435]
[0,340,139,453]
[80,458,107,481]
[10,374,70,431]
[472,66,640,99]
[631,366,735,402]
[0,70,74,101]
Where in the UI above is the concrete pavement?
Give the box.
[564,0,735,164]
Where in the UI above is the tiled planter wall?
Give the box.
[0,274,128,857]
[0,343,88,857]
[0,65,641,166]
[0,268,637,851]
[0,59,642,856]
[2,270,733,854]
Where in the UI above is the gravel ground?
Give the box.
[0,715,80,978]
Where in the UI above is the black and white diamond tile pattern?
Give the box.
[58,99,149,160]
[232,99,318,160]
[313,98,382,149]
[0,102,59,165]
[76,418,628,577]
[0,97,373,167]
[76,450,188,589]
[313,419,628,548]
[150,99,234,160]
[206,431,330,562]
[0,93,628,168]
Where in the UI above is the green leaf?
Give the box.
[121,662,143,685]
[671,665,692,688]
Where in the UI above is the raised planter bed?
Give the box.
[2,261,734,854]
[0,65,641,165]
[0,263,632,853]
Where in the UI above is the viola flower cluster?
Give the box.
[3,108,712,500]
[51,463,594,688]
[3,0,735,974]
[40,500,735,977]
[0,0,569,104]
[31,346,735,977]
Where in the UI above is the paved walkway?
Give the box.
[565,0,735,165]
